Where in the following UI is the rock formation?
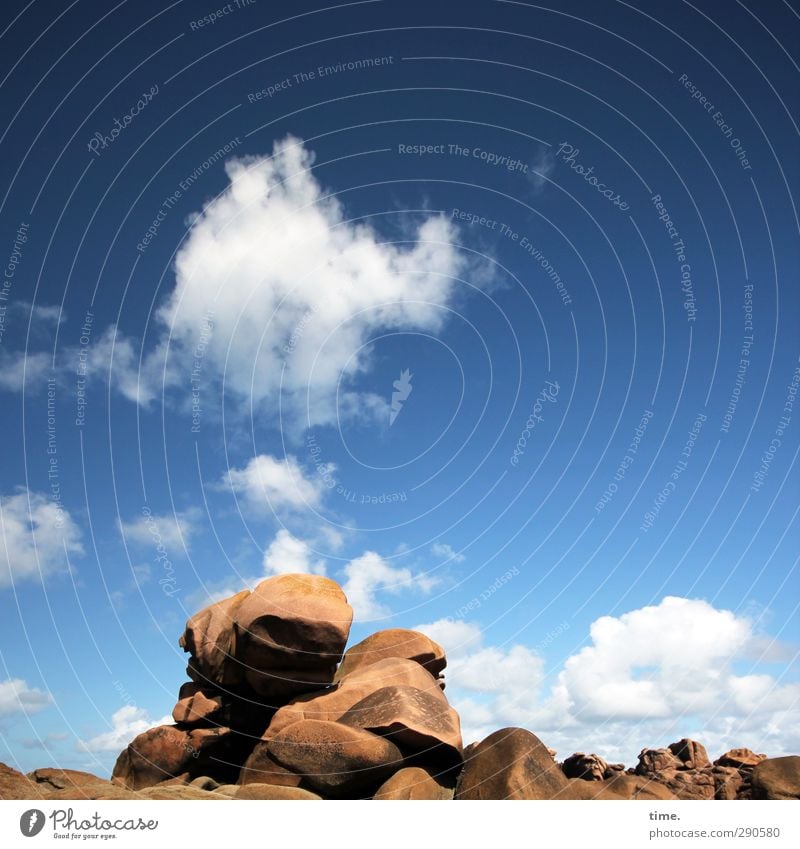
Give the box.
[2,575,798,801]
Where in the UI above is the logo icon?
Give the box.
[20,810,45,837]
[390,369,413,426]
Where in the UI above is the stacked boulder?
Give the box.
[112,574,463,799]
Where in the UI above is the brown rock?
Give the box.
[267,719,404,796]
[713,766,744,800]
[751,756,800,800]
[340,684,462,769]
[562,752,609,781]
[715,748,767,770]
[374,767,454,799]
[635,748,681,776]
[172,682,224,726]
[557,778,620,799]
[0,763,44,799]
[601,773,678,800]
[335,629,446,685]
[668,738,711,770]
[455,728,569,800]
[234,783,322,800]
[266,657,447,738]
[233,574,353,699]
[112,724,236,789]
[180,590,251,688]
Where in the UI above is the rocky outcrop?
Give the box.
[561,752,623,781]
[8,576,797,801]
[0,763,42,799]
[751,757,800,800]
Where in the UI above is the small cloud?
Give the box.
[430,542,465,564]
[0,678,53,716]
[77,705,171,753]
[0,487,84,589]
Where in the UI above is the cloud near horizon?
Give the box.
[417,596,800,762]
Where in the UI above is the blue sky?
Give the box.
[0,0,798,776]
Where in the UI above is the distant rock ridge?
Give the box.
[2,575,797,800]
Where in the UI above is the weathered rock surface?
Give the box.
[0,763,42,799]
[751,756,800,800]
[374,766,454,799]
[180,589,251,688]
[715,748,767,770]
[26,768,106,792]
[234,783,322,800]
[335,629,446,685]
[340,684,462,768]
[455,728,568,800]
[266,657,446,738]
[635,747,682,776]
[233,574,353,699]
[266,719,404,796]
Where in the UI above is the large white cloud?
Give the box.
[0,488,84,588]
[416,597,800,761]
[144,135,468,424]
[0,678,52,715]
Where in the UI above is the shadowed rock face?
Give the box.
[233,574,353,699]
[266,719,404,796]
[14,576,798,801]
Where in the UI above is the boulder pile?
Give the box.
[2,575,798,800]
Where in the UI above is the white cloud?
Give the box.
[222,454,326,513]
[0,488,84,588]
[415,598,800,761]
[0,678,53,716]
[430,542,465,563]
[0,350,52,392]
[77,705,172,753]
[263,528,326,576]
[551,597,773,723]
[118,508,200,552]
[132,135,468,424]
[342,551,437,620]
[13,301,64,326]
[527,145,556,191]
